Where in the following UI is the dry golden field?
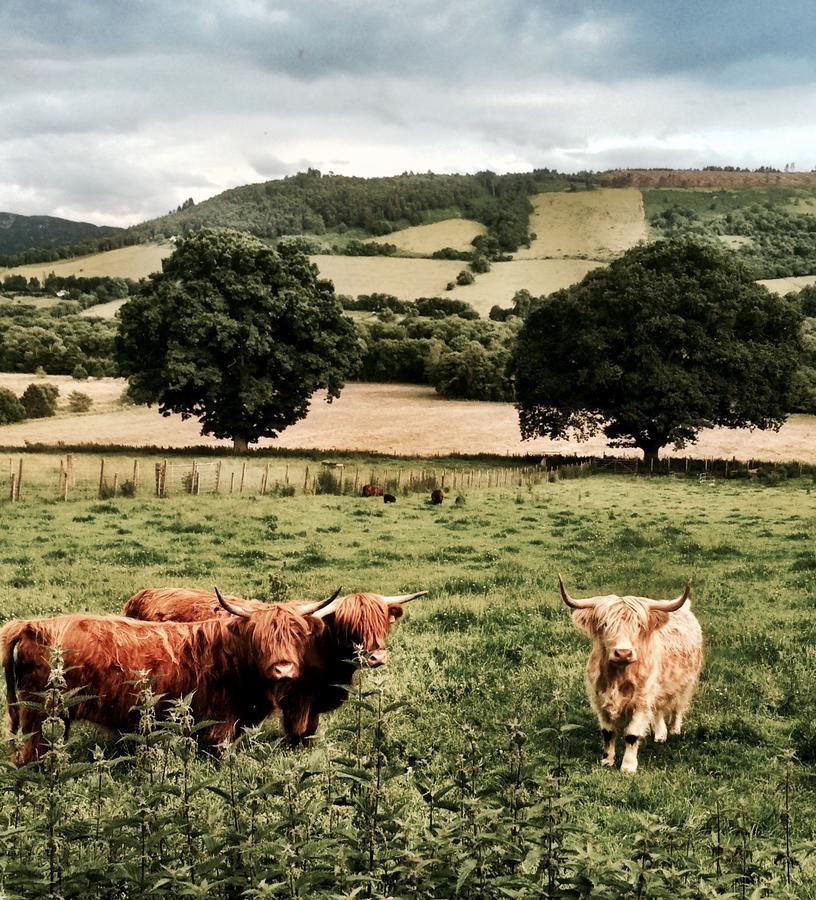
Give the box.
[309,255,463,299]
[759,274,816,294]
[0,379,813,463]
[513,188,647,261]
[0,242,172,282]
[372,218,486,254]
[448,258,603,314]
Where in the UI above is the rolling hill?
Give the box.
[0,212,122,261]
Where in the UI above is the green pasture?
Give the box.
[642,185,816,221]
[0,463,815,895]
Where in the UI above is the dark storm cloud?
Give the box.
[3,1,816,224]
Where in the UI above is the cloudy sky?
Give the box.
[3,0,816,226]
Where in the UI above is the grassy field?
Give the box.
[447,258,604,314]
[0,243,172,282]
[0,468,814,895]
[1,379,814,463]
[309,255,464,301]
[760,275,816,295]
[513,188,646,261]
[372,218,486,254]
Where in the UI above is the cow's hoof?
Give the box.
[653,732,667,744]
[620,762,638,775]
[601,756,615,767]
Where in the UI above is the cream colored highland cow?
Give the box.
[560,575,703,774]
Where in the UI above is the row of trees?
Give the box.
[3,229,811,459]
[2,273,136,309]
[649,196,816,278]
[0,306,118,376]
[112,230,810,459]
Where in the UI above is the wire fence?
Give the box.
[3,452,813,505]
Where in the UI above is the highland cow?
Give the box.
[560,575,702,774]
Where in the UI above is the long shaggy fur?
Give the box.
[1,605,318,765]
[570,592,703,773]
[122,587,405,744]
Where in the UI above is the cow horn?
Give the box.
[558,574,597,610]
[649,580,692,612]
[310,589,347,620]
[215,586,253,618]
[292,587,343,615]
[380,591,429,604]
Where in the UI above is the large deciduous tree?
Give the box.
[116,229,359,451]
[511,238,803,462]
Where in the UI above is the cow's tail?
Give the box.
[1,620,27,735]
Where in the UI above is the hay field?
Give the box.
[449,258,603,314]
[309,255,462,299]
[759,274,816,294]
[371,218,486,254]
[0,374,124,413]
[513,188,646,261]
[79,297,128,318]
[0,243,171,282]
[1,379,813,462]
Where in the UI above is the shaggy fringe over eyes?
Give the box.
[247,607,318,660]
[333,593,392,647]
[573,597,665,637]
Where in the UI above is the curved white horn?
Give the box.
[381,591,429,604]
[292,587,343,615]
[649,580,691,612]
[310,590,346,620]
[215,587,253,618]
[558,574,597,610]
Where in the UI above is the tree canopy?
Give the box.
[115,229,359,451]
[511,238,804,461]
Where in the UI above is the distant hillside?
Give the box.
[131,169,592,253]
[0,212,123,265]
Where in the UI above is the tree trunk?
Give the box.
[232,435,249,453]
[639,442,664,468]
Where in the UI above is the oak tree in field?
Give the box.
[511,238,803,462]
[116,230,359,451]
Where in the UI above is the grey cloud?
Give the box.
[4,1,816,224]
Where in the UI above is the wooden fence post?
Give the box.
[214,461,222,493]
[9,473,16,502]
[15,458,22,501]
[155,463,162,497]
[303,466,310,493]
[98,459,105,498]
[132,459,139,490]
[191,461,198,495]
[161,460,167,497]
[261,463,270,495]
[229,472,235,494]
[239,462,246,494]
[112,473,119,496]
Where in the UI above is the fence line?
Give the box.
[1,453,812,505]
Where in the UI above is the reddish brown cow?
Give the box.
[1,594,332,765]
[560,575,703,774]
[123,586,427,744]
[361,484,383,497]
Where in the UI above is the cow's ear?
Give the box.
[387,603,405,625]
[571,608,597,636]
[305,615,327,636]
